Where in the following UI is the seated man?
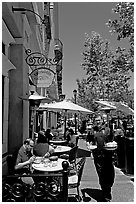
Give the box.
[15,138,35,185]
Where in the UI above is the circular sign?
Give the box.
[29,67,55,87]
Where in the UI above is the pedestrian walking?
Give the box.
[88,115,115,202]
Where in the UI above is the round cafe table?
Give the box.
[54,145,71,154]
[49,140,67,145]
[32,158,67,172]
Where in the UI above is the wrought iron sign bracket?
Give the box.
[25,49,59,87]
[25,49,62,67]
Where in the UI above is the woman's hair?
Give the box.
[69,128,74,135]
[45,128,51,135]
[37,131,47,143]
[24,138,33,145]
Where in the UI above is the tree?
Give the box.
[76,31,133,110]
[76,32,114,111]
[106,2,134,72]
[81,32,115,99]
[76,78,99,112]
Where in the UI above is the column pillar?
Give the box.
[8,44,29,152]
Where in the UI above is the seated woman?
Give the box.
[33,131,54,157]
[66,128,77,148]
[45,128,53,143]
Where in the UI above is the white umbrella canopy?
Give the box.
[95,100,134,116]
[95,100,116,109]
[39,100,93,138]
[112,102,134,116]
[99,106,116,111]
[39,100,93,114]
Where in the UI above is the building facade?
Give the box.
[2,2,63,174]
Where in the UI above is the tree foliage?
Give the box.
[106,2,134,72]
[76,31,133,111]
[76,2,134,112]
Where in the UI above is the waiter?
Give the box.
[90,115,115,202]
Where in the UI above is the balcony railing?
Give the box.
[2,161,69,202]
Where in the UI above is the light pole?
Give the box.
[73,89,77,134]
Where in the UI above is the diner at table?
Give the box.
[33,130,55,157]
[49,131,68,145]
[45,128,53,143]
[65,128,78,147]
[32,129,72,173]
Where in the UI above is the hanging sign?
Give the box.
[29,67,55,88]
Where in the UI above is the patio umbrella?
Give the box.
[95,100,116,109]
[112,102,134,116]
[99,106,116,111]
[39,100,93,114]
[96,100,134,116]
[39,100,93,137]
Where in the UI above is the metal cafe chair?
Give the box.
[69,146,78,161]
[68,157,86,201]
[60,146,78,170]
[69,146,78,168]
[6,150,20,175]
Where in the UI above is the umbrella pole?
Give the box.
[105,109,110,127]
[64,110,67,139]
[30,107,36,140]
[107,112,109,127]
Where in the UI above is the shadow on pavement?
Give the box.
[68,196,78,202]
[77,148,91,158]
[81,188,105,202]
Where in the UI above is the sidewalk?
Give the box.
[75,139,134,202]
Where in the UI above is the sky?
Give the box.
[58,2,134,99]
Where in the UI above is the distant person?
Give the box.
[67,120,72,128]
[79,119,87,134]
[86,128,95,145]
[34,132,38,145]
[33,131,54,157]
[51,126,55,137]
[45,128,53,143]
[67,128,77,148]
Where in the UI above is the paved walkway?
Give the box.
[69,138,134,202]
